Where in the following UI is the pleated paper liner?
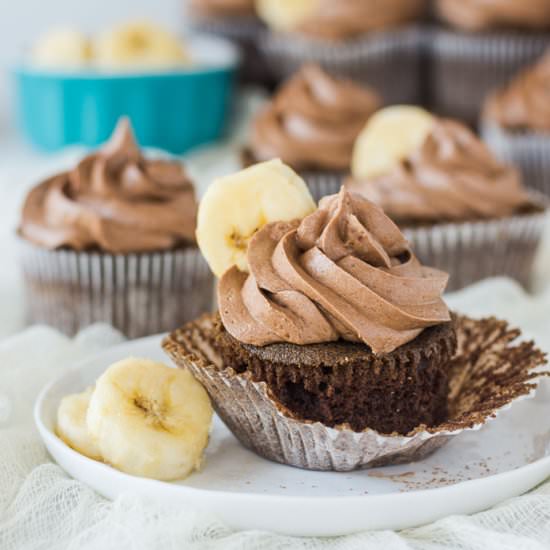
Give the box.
[163,313,547,472]
[18,240,214,339]
[402,193,548,292]
[258,25,424,104]
[187,14,269,84]
[429,28,549,123]
[481,122,550,198]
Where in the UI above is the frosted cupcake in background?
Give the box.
[256,0,427,103]
[482,51,550,197]
[430,0,550,123]
[243,64,381,201]
[17,118,213,337]
[186,0,266,83]
[345,106,548,291]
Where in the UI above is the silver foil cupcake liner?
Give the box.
[17,240,214,338]
[163,314,547,471]
[402,196,548,292]
[301,171,344,202]
[258,26,424,104]
[429,28,550,123]
[481,122,550,198]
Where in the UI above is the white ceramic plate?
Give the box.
[35,335,550,537]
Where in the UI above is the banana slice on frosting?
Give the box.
[33,28,92,68]
[196,159,316,278]
[256,0,320,31]
[56,387,101,461]
[86,358,212,481]
[351,106,435,179]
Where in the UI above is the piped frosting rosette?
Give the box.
[163,160,548,471]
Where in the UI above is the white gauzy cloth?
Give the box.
[1,278,550,550]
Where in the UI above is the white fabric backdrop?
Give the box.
[1,92,550,548]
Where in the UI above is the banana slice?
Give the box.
[351,106,435,179]
[56,387,101,461]
[256,0,320,31]
[87,358,212,481]
[196,159,316,278]
[94,21,190,69]
[33,28,91,68]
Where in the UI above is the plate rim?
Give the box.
[34,333,550,505]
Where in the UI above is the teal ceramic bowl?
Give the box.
[14,35,239,154]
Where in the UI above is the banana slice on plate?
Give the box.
[351,106,435,179]
[256,0,320,31]
[56,387,101,461]
[94,21,190,69]
[87,358,212,481]
[196,159,316,278]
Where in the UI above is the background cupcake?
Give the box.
[430,0,550,123]
[18,118,213,338]
[257,0,427,103]
[185,0,266,83]
[482,51,550,197]
[243,63,381,201]
[346,106,548,291]
[164,159,547,471]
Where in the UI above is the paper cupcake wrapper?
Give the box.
[17,240,214,339]
[163,314,546,471]
[301,171,344,202]
[429,28,550,123]
[481,123,550,198]
[258,25,424,104]
[187,15,270,84]
[403,198,548,292]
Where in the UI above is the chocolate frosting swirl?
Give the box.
[250,64,381,171]
[346,119,532,224]
[219,189,450,354]
[19,118,197,253]
[436,0,550,31]
[292,0,426,39]
[190,0,255,17]
[484,52,550,131]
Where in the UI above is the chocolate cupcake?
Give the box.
[186,0,266,84]
[244,64,381,201]
[18,118,213,337]
[256,0,427,103]
[346,106,548,291]
[430,0,550,123]
[163,160,548,471]
[482,51,550,197]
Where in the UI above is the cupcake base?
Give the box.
[163,313,546,471]
[402,199,548,292]
[482,123,550,198]
[215,318,456,434]
[258,26,424,104]
[429,28,550,123]
[18,241,214,338]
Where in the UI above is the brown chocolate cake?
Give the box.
[211,315,456,434]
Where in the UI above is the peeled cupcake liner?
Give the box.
[481,122,550,198]
[17,239,214,339]
[428,27,550,123]
[258,25,424,104]
[402,193,549,292]
[163,313,547,472]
